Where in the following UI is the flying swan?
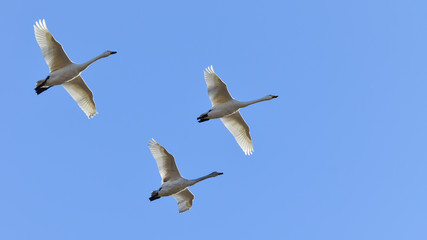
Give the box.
[198,66,278,155]
[33,19,117,118]
[148,139,223,213]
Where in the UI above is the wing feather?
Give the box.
[221,111,254,155]
[172,188,194,213]
[34,19,72,72]
[204,66,233,106]
[62,76,97,119]
[148,139,182,184]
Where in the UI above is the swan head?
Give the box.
[103,50,117,57]
[211,171,223,176]
[267,94,278,99]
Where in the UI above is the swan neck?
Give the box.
[80,53,106,70]
[239,96,269,108]
[188,173,217,186]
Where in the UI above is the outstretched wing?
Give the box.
[221,111,254,155]
[34,19,72,72]
[148,139,182,184]
[204,66,233,106]
[172,188,194,213]
[62,76,97,119]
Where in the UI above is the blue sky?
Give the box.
[1,0,427,239]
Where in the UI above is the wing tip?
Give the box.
[244,148,254,156]
[239,135,254,156]
[244,140,254,155]
[87,111,98,119]
[179,208,190,213]
[34,19,47,30]
[148,138,158,147]
[178,202,192,213]
[204,65,215,74]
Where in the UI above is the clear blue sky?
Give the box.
[1,0,427,239]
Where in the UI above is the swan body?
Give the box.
[148,139,223,213]
[155,178,190,197]
[202,99,241,119]
[198,66,278,155]
[45,64,80,86]
[33,19,117,118]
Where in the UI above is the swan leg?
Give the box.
[35,76,52,95]
[149,195,160,201]
[149,190,161,201]
[197,109,212,123]
[197,118,210,123]
[197,113,210,123]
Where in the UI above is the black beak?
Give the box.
[218,172,224,175]
[272,95,278,98]
[111,51,117,54]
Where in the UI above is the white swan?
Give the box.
[33,19,117,118]
[148,139,223,213]
[198,66,278,155]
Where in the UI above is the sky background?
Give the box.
[1,0,427,239]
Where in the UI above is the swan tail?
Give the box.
[35,77,51,95]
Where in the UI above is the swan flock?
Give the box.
[33,20,278,213]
